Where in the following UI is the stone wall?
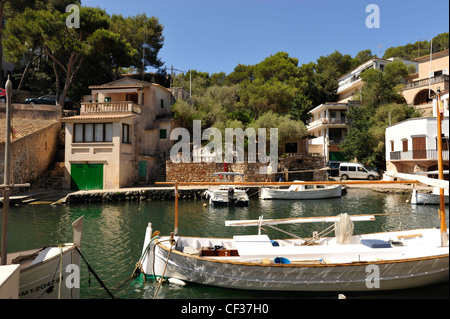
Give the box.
[166,154,327,182]
[166,161,268,182]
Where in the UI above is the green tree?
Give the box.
[4,5,140,108]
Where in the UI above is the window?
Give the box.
[390,140,394,152]
[159,129,167,139]
[402,140,408,152]
[349,166,356,172]
[73,123,113,143]
[160,99,164,109]
[123,124,130,144]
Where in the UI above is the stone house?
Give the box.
[62,77,177,190]
[402,49,449,115]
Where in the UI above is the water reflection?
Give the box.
[1,188,447,299]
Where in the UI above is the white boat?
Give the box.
[139,214,449,292]
[1,77,83,299]
[411,187,449,205]
[383,171,449,205]
[203,172,249,207]
[3,216,84,299]
[260,181,342,200]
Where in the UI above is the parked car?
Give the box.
[0,88,6,103]
[339,162,379,180]
[24,95,74,109]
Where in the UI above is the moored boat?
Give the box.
[203,172,249,207]
[139,214,448,292]
[260,180,342,200]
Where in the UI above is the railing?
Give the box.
[80,102,141,114]
[390,149,449,161]
[403,74,449,90]
[307,118,349,129]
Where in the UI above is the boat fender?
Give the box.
[274,257,291,264]
[168,278,186,286]
[271,240,280,247]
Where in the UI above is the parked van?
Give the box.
[339,163,379,180]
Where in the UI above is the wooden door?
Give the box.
[412,137,426,159]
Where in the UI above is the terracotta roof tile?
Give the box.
[0,118,58,144]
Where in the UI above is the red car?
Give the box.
[0,88,6,103]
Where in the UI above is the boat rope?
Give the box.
[75,247,115,299]
[58,243,64,299]
[130,232,160,280]
[153,234,176,299]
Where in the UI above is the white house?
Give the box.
[385,117,449,176]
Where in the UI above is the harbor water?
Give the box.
[1,188,448,299]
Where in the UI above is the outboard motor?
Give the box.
[228,187,235,206]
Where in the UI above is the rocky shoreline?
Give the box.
[63,187,262,204]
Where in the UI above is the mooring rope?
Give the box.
[75,247,115,299]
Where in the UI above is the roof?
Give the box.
[414,49,449,63]
[89,77,171,93]
[61,113,136,122]
[337,57,393,81]
[0,118,58,144]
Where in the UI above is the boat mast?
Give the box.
[436,88,448,247]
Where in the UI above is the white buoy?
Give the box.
[338,294,347,299]
[168,278,186,286]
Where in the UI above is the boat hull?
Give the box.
[141,226,449,292]
[260,185,342,200]
[411,189,449,205]
[150,245,448,291]
[17,246,81,299]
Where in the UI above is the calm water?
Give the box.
[1,188,448,299]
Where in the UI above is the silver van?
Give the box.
[339,163,378,180]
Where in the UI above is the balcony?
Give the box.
[307,117,349,129]
[390,149,449,161]
[403,74,449,91]
[80,102,141,114]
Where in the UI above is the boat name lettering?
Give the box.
[19,277,63,297]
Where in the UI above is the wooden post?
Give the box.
[435,89,448,247]
[174,181,179,236]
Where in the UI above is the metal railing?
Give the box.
[390,149,449,160]
[403,74,449,90]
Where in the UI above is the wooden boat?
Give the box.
[383,171,449,205]
[203,172,249,207]
[139,214,448,292]
[260,181,342,200]
[7,216,84,299]
[411,187,449,205]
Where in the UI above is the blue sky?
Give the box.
[86,0,449,75]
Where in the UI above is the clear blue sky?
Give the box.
[86,0,449,75]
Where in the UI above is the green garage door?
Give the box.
[71,164,104,190]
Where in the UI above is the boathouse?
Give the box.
[62,77,178,190]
